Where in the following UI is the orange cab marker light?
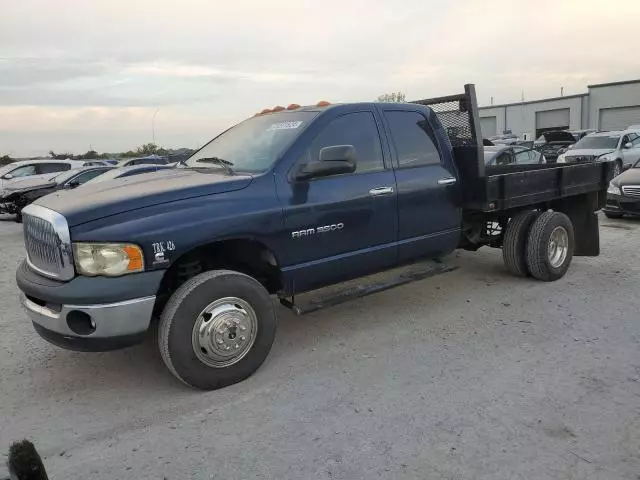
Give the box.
[260,108,272,115]
[287,103,301,110]
[316,100,331,107]
[123,245,144,271]
[272,105,285,112]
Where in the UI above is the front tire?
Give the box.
[525,211,574,281]
[158,270,277,390]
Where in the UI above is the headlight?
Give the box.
[557,154,566,163]
[599,155,613,162]
[607,183,621,195]
[73,243,144,276]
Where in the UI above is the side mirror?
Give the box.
[3,173,13,180]
[66,180,80,189]
[624,142,633,149]
[295,145,357,181]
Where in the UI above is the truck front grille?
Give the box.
[622,185,640,198]
[22,205,75,281]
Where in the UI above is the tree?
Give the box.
[0,154,13,166]
[48,150,73,160]
[377,91,406,103]
[79,150,99,160]
[136,143,159,156]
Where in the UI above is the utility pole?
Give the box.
[561,86,564,97]
[490,96,494,106]
[152,108,160,145]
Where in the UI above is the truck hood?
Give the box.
[35,168,253,226]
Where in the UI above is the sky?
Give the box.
[1,0,639,157]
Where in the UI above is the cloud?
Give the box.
[1,0,639,156]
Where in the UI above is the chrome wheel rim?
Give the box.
[192,297,258,368]
[548,226,569,268]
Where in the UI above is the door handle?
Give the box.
[369,186,394,196]
[437,177,457,186]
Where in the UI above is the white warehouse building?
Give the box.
[478,79,640,140]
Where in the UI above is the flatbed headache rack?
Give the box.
[411,85,614,212]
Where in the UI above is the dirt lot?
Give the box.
[1,215,639,479]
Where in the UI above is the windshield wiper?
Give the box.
[194,156,235,174]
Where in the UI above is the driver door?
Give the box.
[276,110,398,293]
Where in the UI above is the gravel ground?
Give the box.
[1,214,639,479]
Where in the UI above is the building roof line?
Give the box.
[587,79,640,88]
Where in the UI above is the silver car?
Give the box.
[0,159,85,198]
[557,129,640,177]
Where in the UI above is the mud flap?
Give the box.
[553,192,600,257]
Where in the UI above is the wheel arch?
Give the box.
[154,237,283,315]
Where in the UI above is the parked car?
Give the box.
[0,159,85,198]
[604,158,640,218]
[82,160,113,167]
[16,84,612,390]
[0,167,113,222]
[567,129,596,141]
[557,129,640,176]
[533,130,577,162]
[80,164,173,185]
[484,145,546,167]
[489,132,519,145]
[117,155,170,167]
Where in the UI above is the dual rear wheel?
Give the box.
[502,210,574,281]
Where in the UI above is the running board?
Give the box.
[279,260,458,315]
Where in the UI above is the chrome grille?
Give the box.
[22,204,74,280]
[622,185,640,198]
[565,155,595,163]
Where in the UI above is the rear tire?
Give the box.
[158,270,277,390]
[525,211,574,282]
[502,210,537,277]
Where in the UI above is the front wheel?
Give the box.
[158,270,277,390]
[525,211,575,281]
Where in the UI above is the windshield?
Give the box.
[49,168,84,183]
[184,111,317,173]
[573,135,619,149]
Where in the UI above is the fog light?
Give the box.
[66,310,96,336]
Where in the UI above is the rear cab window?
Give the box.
[383,111,442,168]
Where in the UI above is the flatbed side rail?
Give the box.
[483,161,614,211]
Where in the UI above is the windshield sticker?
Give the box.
[267,121,304,131]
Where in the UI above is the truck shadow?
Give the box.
[33,251,514,397]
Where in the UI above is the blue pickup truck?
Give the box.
[16,85,613,389]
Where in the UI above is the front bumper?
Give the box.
[16,260,164,351]
[604,193,640,216]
